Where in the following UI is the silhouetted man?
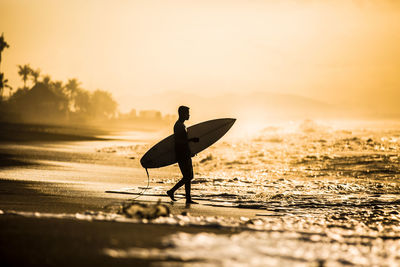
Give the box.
[167,106,199,204]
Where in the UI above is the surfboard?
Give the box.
[140,118,236,168]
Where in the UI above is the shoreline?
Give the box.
[0,121,169,143]
[0,122,109,142]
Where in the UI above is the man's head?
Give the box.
[178,105,190,121]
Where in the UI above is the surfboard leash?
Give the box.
[129,168,150,201]
[102,168,150,210]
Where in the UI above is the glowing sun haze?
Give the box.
[1,0,400,115]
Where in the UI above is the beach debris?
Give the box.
[200,154,213,163]
[121,200,170,220]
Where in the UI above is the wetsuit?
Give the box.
[171,120,194,199]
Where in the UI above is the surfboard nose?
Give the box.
[225,118,236,127]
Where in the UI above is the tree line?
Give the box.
[1,63,117,124]
[0,34,117,124]
[0,34,175,127]
[15,64,117,120]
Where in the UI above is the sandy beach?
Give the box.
[0,126,261,266]
[0,179,240,267]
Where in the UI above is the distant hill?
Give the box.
[132,91,335,121]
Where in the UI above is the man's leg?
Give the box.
[167,178,185,201]
[167,158,194,202]
[185,179,197,203]
[183,158,197,204]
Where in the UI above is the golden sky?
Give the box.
[1,0,400,114]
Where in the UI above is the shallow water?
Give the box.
[103,120,400,266]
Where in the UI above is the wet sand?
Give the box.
[0,133,260,267]
[0,168,259,267]
[0,211,236,267]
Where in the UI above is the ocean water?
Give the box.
[128,120,400,210]
[103,119,400,266]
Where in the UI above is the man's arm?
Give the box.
[174,123,199,143]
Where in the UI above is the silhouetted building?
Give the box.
[129,108,137,118]
[11,82,68,123]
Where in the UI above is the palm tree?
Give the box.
[51,80,68,101]
[0,33,10,99]
[65,78,81,99]
[0,33,10,69]
[0,72,12,100]
[52,80,64,94]
[30,68,41,84]
[17,64,32,89]
[42,75,51,86]
[65,78,81,112]
[73,88,90,114]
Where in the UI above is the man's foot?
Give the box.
[185,199,198,204]
[167,190,177,201]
